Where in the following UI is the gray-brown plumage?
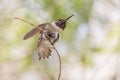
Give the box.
[24,23,60,59]
[37,33,52,59]
[23,23,49,40]
[23,15,74,60]
[36,24,60,59]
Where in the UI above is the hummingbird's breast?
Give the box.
[45,29,59,44]
[51,22,62,32]
[44,24,60,43]
[37,30,59,59]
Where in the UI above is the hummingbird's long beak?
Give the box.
[65,14,74,21]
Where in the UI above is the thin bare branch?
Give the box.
[14,17,36,27]
[43,32,62,80]
[0,17,36,27]
[53,47,61,80]
[3,17,62,80]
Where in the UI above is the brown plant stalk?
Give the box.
[1,17,62,80]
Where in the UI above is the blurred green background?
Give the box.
[0,0,120,80]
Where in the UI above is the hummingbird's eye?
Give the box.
[59,19,62,21]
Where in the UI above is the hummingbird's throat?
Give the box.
[51,22,62,32]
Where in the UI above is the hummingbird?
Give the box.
[23,14,74,60]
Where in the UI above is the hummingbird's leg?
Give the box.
[53,33,59,43]
[45,32,54,45]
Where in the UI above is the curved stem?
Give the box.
[1,17,37,27]
[3,17,62,80]
[14,17,36,27]
[53,47,61,80]
[44,33,62,80]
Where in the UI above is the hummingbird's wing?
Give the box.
[23,23,50,40]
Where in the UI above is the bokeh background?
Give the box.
[0,0,120,80]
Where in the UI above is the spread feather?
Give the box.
[37,33,53,60]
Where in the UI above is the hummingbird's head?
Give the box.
[54,14,74,30]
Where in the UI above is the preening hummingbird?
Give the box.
[23,14,74,60]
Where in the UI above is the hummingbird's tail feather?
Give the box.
[38,44,52,60]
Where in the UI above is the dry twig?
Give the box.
[2,17,62,80]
